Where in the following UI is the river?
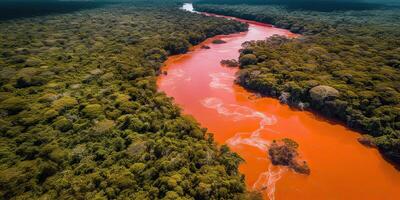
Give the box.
[157,3,400,200]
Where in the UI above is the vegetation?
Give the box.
[269,138,310,175]
[357,135,376,148]
[0,1,254,199]
[220,59,239,67]
[197,0,387,12]
[201,45,211,49]
[0,1,109,20]
[195,4,400,164]
[211,39,226,44]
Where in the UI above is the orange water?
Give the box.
[157,11,400,200]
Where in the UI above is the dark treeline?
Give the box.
[0,1,111,20]
[0,1,258,199]
[195,4,400,164]
[197,0,387,11]
[0,0,188,20]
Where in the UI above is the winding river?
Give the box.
[157,3,400,200]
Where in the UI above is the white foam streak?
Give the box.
[253,164,288,200]
[202,97,276,124]
[228,132,271,151]
[216,49,231,53]
[202,97,277,150]
[170,69,185,77]
[202,97,284,199]
[209,72,235,93]
[161,69,190,87]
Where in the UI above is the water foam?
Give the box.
[202,97,276,123]
[202,97,284,199]
[162,69,189,87]
[227,132,271,151]
[170,68,185,77]
[209,72,235,93]
[202,97,277,143]
[253,164,288,200]
[216,49,231,53]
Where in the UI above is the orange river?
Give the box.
[157,3,400,200]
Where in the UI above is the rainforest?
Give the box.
[0,0,399,200]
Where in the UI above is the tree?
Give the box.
[239,54,257,66]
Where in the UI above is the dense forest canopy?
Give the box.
[194,3,400,164]
[197,0,399,11]
[0,1,260,199]
[0,1,109,20]
[0,0,190,20]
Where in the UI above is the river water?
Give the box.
[157,3,400,200]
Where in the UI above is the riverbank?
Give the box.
[0,2,250,199]
[194,3,400,165]
[158,3,400,199]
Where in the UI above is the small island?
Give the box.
[212,39,227,44]
[268,138,310,175]
[220,59,239,67]
[201,45,210,49]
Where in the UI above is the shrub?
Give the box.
[145,48,168,62]
[239,54,257,66]
[130,163,146,174]
[0,119,12,133]
[212,39,226,44]
[15,67,42,88]
[309,85,340,103]
[93,119,115,134]
[24,57,42,67]
[39,93,59,103]
[269,138,310,175]
[164,37,190,55]
[52,96,78,111]
[43,109,59,120]
[118,101,140,114]
[220,59,239,67]
[52,116,72,132]
[49,148,68,164]
[0,96,27,114]
[82,104,103,119]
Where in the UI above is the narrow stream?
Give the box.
[157,3,400,199]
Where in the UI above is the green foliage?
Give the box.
[197,0,386,12]
[51,96,78,111]
[269,138,310,174]
[43,109,59,120]
[220,59,239,67]
[93,119,115,134]
[0,96,27,114]
[82,104,103,119]
[282,138,299,149]
[309,85,339,103]
[52,116,72,132]
[239,54,257,66]
[196,3,400,164]
[15,67,46,88]
[0,1,249,199]
[164,36,191,55]
[212,39,226,44]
